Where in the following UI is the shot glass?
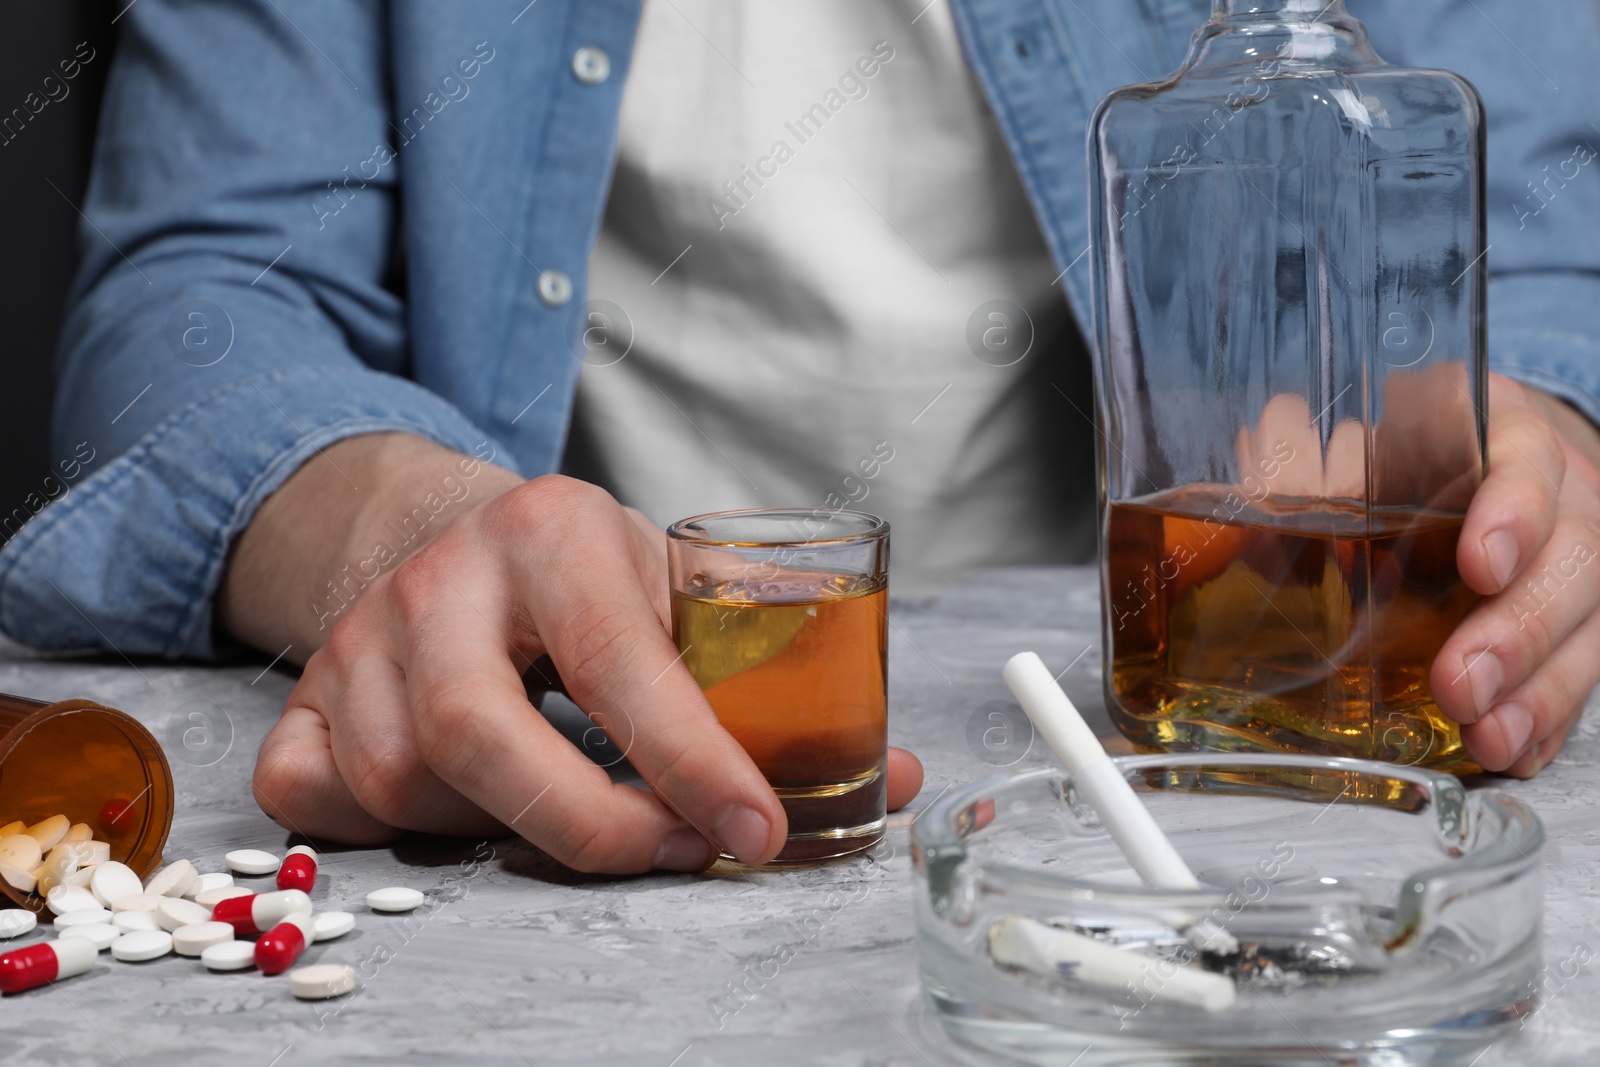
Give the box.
[666,508,889,866]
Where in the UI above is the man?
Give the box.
[4,0,1598,873]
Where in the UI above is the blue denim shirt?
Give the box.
[4,0,1598,658]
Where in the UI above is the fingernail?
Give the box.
[1482,529,1519,590]
[713,804,772,865]
[1492,704,1534,766]
[652,827,715,872]
[1463,650,1503,719]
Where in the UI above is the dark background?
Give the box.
[1,5,115,535]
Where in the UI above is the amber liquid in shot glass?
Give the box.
[668,509,889,866]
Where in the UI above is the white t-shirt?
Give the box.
[565,0,1097,594]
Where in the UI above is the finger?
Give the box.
[1459,376,1565,595]
[390,549,716,873]
[1433,484,1600,724]
[505,484,787,866]
[1459,597,1600,772]
[1501,711,1578,779]
[319,628,507,837]
[886,747,924,812]
[253,702,400,846]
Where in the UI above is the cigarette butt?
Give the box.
[989,915,1237,1013]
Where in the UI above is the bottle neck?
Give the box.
[1211,0,1347,16]
[1191,0,1377,73]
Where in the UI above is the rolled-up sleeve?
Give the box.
[0,0,509,659]
[1357,0,1600,423]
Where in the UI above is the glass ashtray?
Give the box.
[911,754,1543,1066]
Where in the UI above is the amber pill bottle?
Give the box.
[0,692,174,914]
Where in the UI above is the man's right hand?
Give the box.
[220,434,922,873]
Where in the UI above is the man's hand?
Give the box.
[221,434,924,872]
[1432,374,1600,775]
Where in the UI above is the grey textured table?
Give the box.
[1,566,1596,1066]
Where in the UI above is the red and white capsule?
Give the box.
[0,937,97,995]
[211,888,312,936]
[276,846,317,892]
[254,911,315,975]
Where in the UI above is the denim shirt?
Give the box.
[3,0,1598,658]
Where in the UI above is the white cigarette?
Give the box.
[989,915,1236,1013]
[1001,651,1238,954]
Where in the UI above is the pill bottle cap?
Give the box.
[0,693,174,915]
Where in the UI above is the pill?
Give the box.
[0,911,38,939]
[224,849,280,876]
[0,935,96,994]
[112,911,159,934]
[366,887,425,913]
[172,922,234,957]
[46,885,101,917]
[58,923,119,952]
[155,897,211,932]
[37,843,80,894]
[194,886,251,908]
[61,866,96,888]
[145,860,198,899]
[89,861,144,908]
[212,889,312,936]
[255,912,315,976]
[64,823,93,845]
[0,821,23,837]
[311,911,355,942]
[289,963,357,1000]
[0,863,36,893]
[111,894,164,914]
[75,841,111,867]
[111,929,173,962]
[276,846,317,892]
[24,815,69,852]
[200,940,257,972]
[185,872,234,899]
[55,908,115,928]
[0,834,43,872]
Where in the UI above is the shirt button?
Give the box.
[571,46,610,85]
[537,269,573,307]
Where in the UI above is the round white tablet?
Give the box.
[366,887,425,913]
[54,908,115,928]
[110,929,173,962]
[200,939,257,972]
[113,910,159,933]
[46,884,100,917]
[224,849,280,875]
[144,859,198,899]
[311,911,355,941]
[290,964,357,999]
[58,922,119,951]
[172,921,235,957]
[24,814,70,851]
[111,893,163,914]
[0,910,38,938]
[185,872,234,899]
[194,886,252,908]
[155,897,211,932]
[90,861,145,908]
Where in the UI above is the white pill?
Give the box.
[55,908,115,928]
[172,921,234,957]
[76,841,112,866]
[0,833,43,871]
[37,843,80,894]
[113,910,160,933]
[155,897,211,932]
[0,820,23,837]
[311,911,355,942]
[200,939,257,972]
[290,963,357,1000]
[111,929,173,962]
[46,885,101,917]
[224,849,280,875]
[366,887,425,913]
[145,859,198,898]
[64,823,93,845]
[111,893,164,914]
[185,872,234,899]
[0,910,38,938]
[194,886,252,908]
[0,862,37,894]
[58,922,119,952]
[24,815,69,851]
[61,865,96,888]
[90,861,144,907]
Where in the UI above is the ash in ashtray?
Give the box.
[1199,939,1373,990]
